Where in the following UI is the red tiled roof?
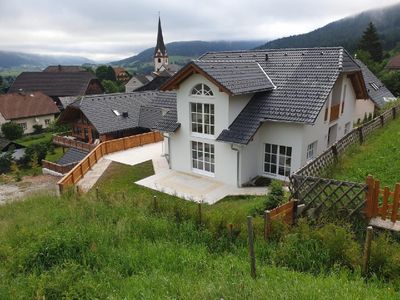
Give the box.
[0,92,60,120]
[386,54,400,70]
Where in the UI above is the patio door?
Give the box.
[191,141,215,176]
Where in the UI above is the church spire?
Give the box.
[154,16,167,57]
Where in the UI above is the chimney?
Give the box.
[122,111,129,118]
[265,54,269,61]
[58,65,62,71]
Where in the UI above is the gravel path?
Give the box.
[0,175,59,204]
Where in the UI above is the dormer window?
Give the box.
[191,84,214,96]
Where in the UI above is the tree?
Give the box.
[95,65,116,82]
[101,80,124,94]
[0,150,12,174]
[1,122,24,140]
[358,22,383,62]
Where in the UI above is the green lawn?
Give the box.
[15,132,54,147]
[329,117,400,187]
[44,147,64,163]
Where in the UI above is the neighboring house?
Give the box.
[43,65,87,72]
[155,47,372,186]
[8,72,104,108]
[125,75,150,92]
[113,67,131,83]
[386,54,400,71]
[355,59,396,122]
[0,92,60,134]
[0,137,26,160]
[135,72,172,92]
[57,91,175,143]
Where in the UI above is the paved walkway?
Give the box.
[77,158,112,192]
[136,165,267,204]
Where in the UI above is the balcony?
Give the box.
[325,104,341,123]
[53,134,96,151]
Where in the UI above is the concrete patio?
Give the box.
[101,141,267,204]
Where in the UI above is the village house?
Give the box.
[154,47,393,186]
[355,59,396,122]
[386,54,400,71]
[113,67,131,83]
[0,91,60,134]
[57,91,175,143]
[8,71,104,109]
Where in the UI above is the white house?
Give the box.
[153,47,389,186]
[0,91,60,134]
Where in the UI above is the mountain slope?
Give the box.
[0,51,94,69]
[111,40,264,67]
[258,3,400,52]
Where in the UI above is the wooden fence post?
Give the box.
[264,210,271,241]
[96,187,99,200]
[365,175,374,219]
[392,107,396,119]
[362,226,373,277]
[247,216,256,279]
[198,202,202,226]
[358,126,364,144]
[153,195,158,211]
[228,223,234,241]
[391,184,400,223]
[292,200,299,225]
[380,115,384,127]
[331,144,338,161]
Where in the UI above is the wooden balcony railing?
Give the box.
[53,135,96,151]
[325,104,341,122]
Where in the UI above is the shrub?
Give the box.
[1,122,23,140]
[11,161,21,181]
[33,124,43,134]
[264,180,285,210]
[21,142,48,167]
[0,151,12,173]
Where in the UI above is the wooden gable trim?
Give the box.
[161,62,233,96]
[348,71,368,100]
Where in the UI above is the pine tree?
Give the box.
[358,22,383,62]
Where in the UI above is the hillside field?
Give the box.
[1,161,400,298]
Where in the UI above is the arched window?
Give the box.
[191,83,214,96]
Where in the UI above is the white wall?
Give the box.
[355,99,375,123]
[169,74,252,186]
[13,114,55,134]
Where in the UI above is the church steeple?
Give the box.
[154,16,168,72]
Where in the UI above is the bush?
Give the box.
[21,142,48,167]
[264,180,285,210]
[0,151,12,173]
[33,124,43,134]
[1,122,23,140]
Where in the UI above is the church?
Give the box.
[125,17,180,92]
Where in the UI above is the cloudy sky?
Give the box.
[0,0,399,61]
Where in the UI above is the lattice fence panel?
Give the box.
[291,175,367,218]
[296,148,336,177]
[336,129,360,156]
[362,118,381,138]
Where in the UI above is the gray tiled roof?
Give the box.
[200,47,358,144]
[68,91,176,135]
[57,148,89,165]
[355,59,396,108]
[190,60,275,95]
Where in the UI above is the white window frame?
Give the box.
[191,140,215,177]
[344,122,351,135]
[191,83,214,97]
[306,141,317,161]
[190,102,215,138]
[264,143,292,178]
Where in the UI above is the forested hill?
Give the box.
[258,2,400,52]
[111,40,264,66]
[0,51,93,69]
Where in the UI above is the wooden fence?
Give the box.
[264,200,298,239]
[53,135,96,152]
[57,131,163,192]
[365,176,400,230]
[290,105,399,220]
[42,160,77,174]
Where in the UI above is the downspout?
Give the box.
[231,144,240,188]
[162,133,171,168]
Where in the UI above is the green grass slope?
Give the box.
[330,117,400,187]
[0,161,399,298]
